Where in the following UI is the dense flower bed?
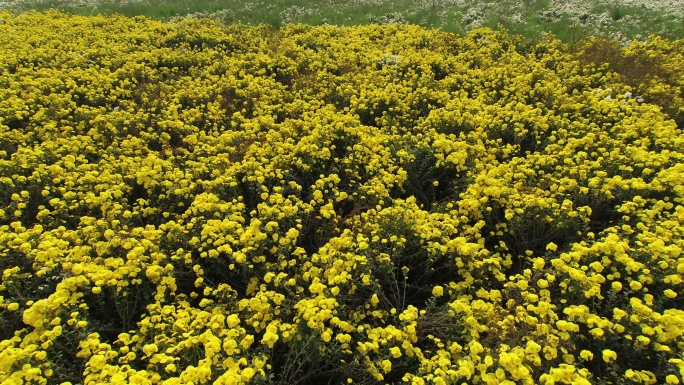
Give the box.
[1,11,683,385]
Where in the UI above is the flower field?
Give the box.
[1,11,684,385]
[3,0,684,42]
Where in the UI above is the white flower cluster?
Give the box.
[1,0,682,39]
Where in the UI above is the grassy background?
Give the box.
[2,0,683,41]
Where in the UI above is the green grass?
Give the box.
[2,0,683,41]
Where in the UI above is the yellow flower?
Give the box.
[309,279,326,294]
[321,330,332,343]
[390,346,402,358]
[262,329,279,348]
[590,328,604,338]
[381,359,392,373]
[579,350,593,361]
[241,367,256,381]
[546,243,558,252]
[89,354,107,371]
[142,344,158,356]
[516,280,528,290]
[602,349,617,363]
[227,314,240,328]
[432,286,444,297]
[240,335,254,349]
[370,294,379,306]
[72,264,85,275]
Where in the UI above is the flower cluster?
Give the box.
[1,11,683,385]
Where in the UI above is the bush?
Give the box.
[1,11,683,385]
